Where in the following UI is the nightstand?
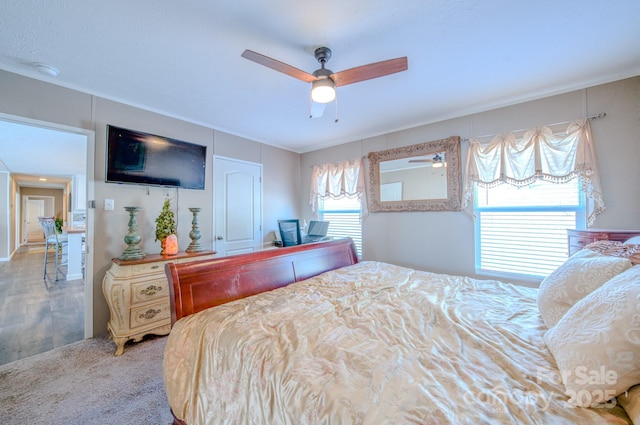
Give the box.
[102,250,216,355]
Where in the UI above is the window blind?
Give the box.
[475,180,584,279]
[318,197,362,257]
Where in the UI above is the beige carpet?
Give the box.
[0,333,174,424]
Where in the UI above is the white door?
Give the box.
[214,156,262,256]
[26,199,45,242]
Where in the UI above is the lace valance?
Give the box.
[463,119,604,225]
[310,158,368,219]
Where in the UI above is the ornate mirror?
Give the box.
[368,136,462,212]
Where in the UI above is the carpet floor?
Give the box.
[0,333,174,424]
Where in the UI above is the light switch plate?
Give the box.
[104,198,115,211]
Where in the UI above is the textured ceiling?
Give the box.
[0,0,639,160]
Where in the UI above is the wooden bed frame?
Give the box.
[165,238,359,425]
[165,237,359,325]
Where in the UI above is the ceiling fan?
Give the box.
[241,47,408,118]
[409,153,446,167]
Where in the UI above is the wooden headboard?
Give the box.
[165,238,359,325]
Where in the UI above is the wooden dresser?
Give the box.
[567,229,640,256]
[102,251,216,355]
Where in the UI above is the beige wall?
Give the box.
[0,69,301,336]
[301,77,640,283]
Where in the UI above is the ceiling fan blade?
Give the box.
[331,57,408,87]
[241,50,317,83]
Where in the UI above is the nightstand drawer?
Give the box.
[130,261,172,276]
[569,235,599,247]
[131,278,168,304]
[130,300,171,329]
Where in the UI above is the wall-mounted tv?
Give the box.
[106,125,207,190]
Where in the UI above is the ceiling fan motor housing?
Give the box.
[313,68,332,79]
[314,47,332,64]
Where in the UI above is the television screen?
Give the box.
[106,125,206,190]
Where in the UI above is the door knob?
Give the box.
[216,236,223,240]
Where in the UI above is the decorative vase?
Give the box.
[186,207,204,253]
[119,207,145,260]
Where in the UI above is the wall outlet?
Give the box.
[104,198,115,211]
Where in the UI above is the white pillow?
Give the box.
[619,385,640,424]
[537,249,631,328]
[544,265,640,407]
[625,236,640,245]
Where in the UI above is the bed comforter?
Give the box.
[163,261,631,424]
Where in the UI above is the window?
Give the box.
[475,179,585,280]
[318,196,362,257]
[464,119,604,281]
[310,158,366,257]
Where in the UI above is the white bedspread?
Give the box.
[164,261,631,424]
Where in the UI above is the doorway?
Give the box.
[0,112,95,361]
[25,196,54,243]
[213,156,263,255]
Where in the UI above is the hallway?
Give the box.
[0,244,84,366]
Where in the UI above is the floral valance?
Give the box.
[463,119,604,225]
[310,158,368,219]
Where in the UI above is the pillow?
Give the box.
[537,249,631,328]
[618,385,640,424]
[543,265,640,407]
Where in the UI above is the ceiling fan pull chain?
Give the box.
[334,94,339,123]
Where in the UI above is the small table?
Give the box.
[62,226,85,280]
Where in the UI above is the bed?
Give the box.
[163,237,640,425]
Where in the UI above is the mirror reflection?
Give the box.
[379,152,448,201]
[368,136,461,212]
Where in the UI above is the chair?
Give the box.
[278,219,302,247]
[38,217,68,281]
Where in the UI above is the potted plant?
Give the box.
[54,217,63,234]
[155,198,177,254]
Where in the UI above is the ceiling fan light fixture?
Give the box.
[311,78,336,103]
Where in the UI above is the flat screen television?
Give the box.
[106,125,207,190]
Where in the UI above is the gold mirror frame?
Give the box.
[368,136,462,212]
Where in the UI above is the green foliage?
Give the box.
[155,198,177,241]
[54,217,63,234]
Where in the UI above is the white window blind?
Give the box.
[318,197,362,257]
[475,180,585,279]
